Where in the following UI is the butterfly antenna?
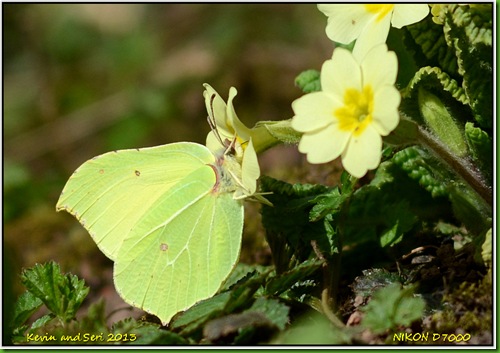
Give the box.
[207,93,225,148]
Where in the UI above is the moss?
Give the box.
[426,273,492,340]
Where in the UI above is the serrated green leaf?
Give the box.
[402,66,468,106]
[309,187,348,222]
[20,262,89,323]
[203,311,274,344]
[170,292,231,331]
[219,263,266,292]
[442,5,493,129]
[361,283,425,334]
[29,314,55,332]
[404,14,459,77]
[464,122,493,181]
[111,318,187,345]
[248,297,290,331]
[129,324,186,345]
[260,176,330,273]
[11,291,44,329]
[294,69,321,93]
[223,269,269,314]
[265,258,322,296]
[392,147,448,198]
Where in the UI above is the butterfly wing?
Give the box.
[56,142,215,261]
[114,165,243,325]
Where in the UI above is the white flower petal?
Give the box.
[323,49,362,95]
[298,125,350,164]
[391,5,430,29]
[372,86,401,135]
[291,92,339,133]
[318,4,374,44]
[342,126,382,178]
[352,16,392,63]
[361,44,398,88]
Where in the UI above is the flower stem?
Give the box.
[416,126,492,207]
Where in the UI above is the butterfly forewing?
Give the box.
[56,142,215,261]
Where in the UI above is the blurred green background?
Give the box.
[4,3,334,323]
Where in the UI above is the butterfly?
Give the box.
[56,84,267,325]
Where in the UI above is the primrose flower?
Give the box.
[291,44,400,178]
[203,84,260,198]
[318,4,430,60]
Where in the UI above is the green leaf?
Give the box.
[402,66,468,106]
[442,5,493,129]
[255,119,301,145]
[248,297,290,331]
[480,228,492,266]
[29,314,54,331]
[20,262,89,323]
[265,258,322,296]
[111,318,187,345]
[309,187,349,222]
[219,263,266,292]
[379,200,418,248]
[203,311,275,344]
[170,292,231,332]
[78,299,108,335]
[392,147,448,198]
[361,283,425,334]
[464,122,493,181]
[260,176,330,273]
[11,291,44,329]
[294,69,321,93]
[276,311,352,344]
[417,87,468,158]
[383,117,419,146]
[404,14,459,77]
[448,182,492,235]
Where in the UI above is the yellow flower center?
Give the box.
[364,4,394,22]
[335,85,374,137]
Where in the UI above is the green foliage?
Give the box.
[464,122,493,181]
[276,311,353,345]
[260,176,331,272]
[19,262,89,324]
[392,147,448,198]
[294,69,321,93]
[11,262,89,344]
[440,5,493,129]
[404,14,459,77]
[361,283,426,334]
[417,87,467,157]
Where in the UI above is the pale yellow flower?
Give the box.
[291,44,400,178]
[203,84,260,199]
[318,4,430,60]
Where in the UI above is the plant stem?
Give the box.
[416,126,492,207]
